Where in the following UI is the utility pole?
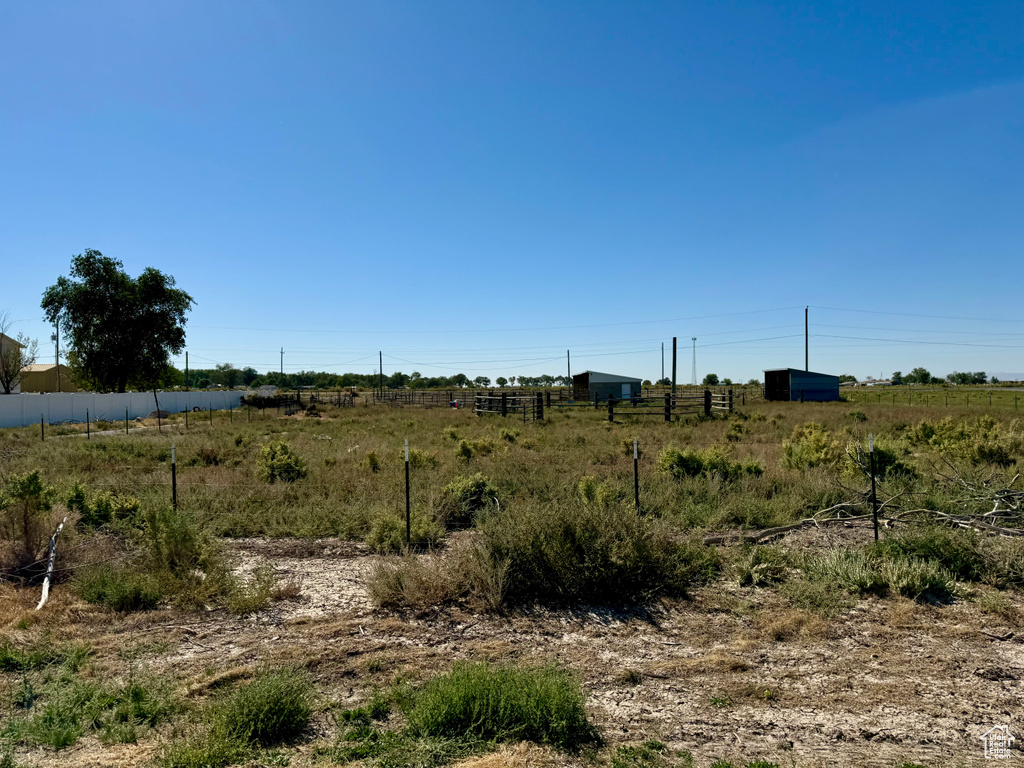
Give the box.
[379,351,383,396]
[805,306,809,371]
[53,325,61,392]
[566,350,571,391]
[280,347,284,377]
[691,338,697,385]
[661,342,664,383]
[185,351,189,392]
[671,337,677,396]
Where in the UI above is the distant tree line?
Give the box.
[838,368,997,386]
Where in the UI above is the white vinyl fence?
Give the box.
[0,390,252,429]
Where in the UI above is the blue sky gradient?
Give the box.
[3,2,1023,383]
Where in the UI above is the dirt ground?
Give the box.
[13,524,1024,768]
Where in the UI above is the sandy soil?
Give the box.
[16,526,1024,768]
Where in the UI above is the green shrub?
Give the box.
[872,524,983,581]
[436,474,497,528]
[365,451,381,473]
[982,537,1024,587]
[0,471,55,572]
[403,662,598,751]
[256,441,307,484]
[781,423,843,470]
[67,485,142,530]
[725,422,744,442]
[734,546,790,587]
[365,513,445,552]
[877,557,957,600]
[478,502,718,605]
[848,411,868,422]
[658,447,762,481]
[804,547,958,601]
[803,549,882,595]
[216,668,313,746]
[455,439,495,461]
[909,416,1022,467]
[404,448,437,469]
[500,428,520,443]
[75,565,162,612]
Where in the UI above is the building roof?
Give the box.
[0,333,25,349]
[578,370,643,384]
[764,368,839,378]
[21,363,69,372]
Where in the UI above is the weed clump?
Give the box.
[216,668,313,746]
[781,423,842,470]
[734,546,790,587]
[909,415,1023,467]
[403,662,599,751]
[365,514,445,552]
[436,474,497,528]
[161,668,313,768]
[256,441,307,484]
[658,447,762,481]
[75,565,162,612]
[67,485,141,530]
[0,471,57,574]
[478,502,718,605]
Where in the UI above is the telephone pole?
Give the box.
[566,350,570,389]
[661,342,664,383]
[805,306,809,371]
[691,338,697,385]
[53,325,61,392]
[185,351,189,391]
[671,337,677,396]
[280,347,284,379]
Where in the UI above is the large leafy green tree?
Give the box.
[41,250,194,393]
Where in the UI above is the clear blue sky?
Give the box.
[3,1,1023,383]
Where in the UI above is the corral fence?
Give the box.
[474,392,544,422]
[476,389,735,422]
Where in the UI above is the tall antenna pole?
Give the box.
[671,337,677,396]
[805,306,809,371]
[691,338,697,385]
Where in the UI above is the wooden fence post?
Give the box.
[501,392,508,418]
[728,388,734,413]
[536,392,544,421]
[608,394,615,423]
[704,389,711,417]
[664,392,671,422]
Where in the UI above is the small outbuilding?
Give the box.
[764,368,839,402]
[19,364,80,393]
[572,370,643,403]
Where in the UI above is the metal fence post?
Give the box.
[703,389,711,416]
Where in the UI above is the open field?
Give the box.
[2,395,1024,767]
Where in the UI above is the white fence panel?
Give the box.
[0,391,251,429]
